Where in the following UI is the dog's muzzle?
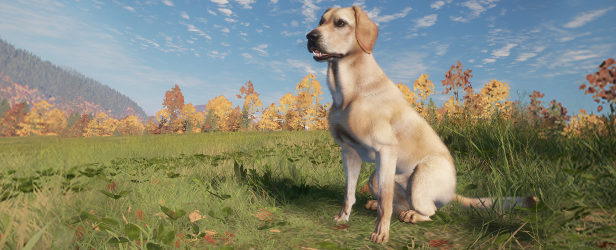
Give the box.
[306,30,343,62]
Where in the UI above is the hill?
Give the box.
[0,37,147,120]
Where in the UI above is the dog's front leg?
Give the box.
[370,145,397,243]
[333,145,362,222]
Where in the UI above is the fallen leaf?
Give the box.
[204,230,218,235]
[270,229,281,233]
[334,224,350,230]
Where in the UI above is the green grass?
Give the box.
[0,120,615,250]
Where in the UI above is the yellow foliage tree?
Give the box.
[478,79,512,118]
[154,109,170,133]
[294,74,325,130]
[258,103,282,131]
[414,74,436,116]
[278,93,300,130]
[117,115,144,135]
[206,95,233,132]
[396,83,418,108]
[16,100,53,136]
[43,109,67,135]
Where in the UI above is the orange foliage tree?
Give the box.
[0,102,28,137]
[163,84,185,127]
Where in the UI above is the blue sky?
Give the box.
[0,0,614,116]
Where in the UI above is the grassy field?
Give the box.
[0,119,615,250]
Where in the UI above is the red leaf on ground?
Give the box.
[334,224,350,230]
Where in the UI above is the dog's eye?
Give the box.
[336,20,346,27]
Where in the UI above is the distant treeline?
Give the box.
[0,37,147,120]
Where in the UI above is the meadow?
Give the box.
[1,114,615,250]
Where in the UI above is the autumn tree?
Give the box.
[16,100,53,136]
[154,109,170,133]
[442,61,474,103]
[43,108,67,135]
[294,74,325,130]
[63,114,90,138]
[205,95,233,132]
[0,102,28,137]
[236,80,263,131]
[396,83,418,108]
[162,84,185,127]
[258,103,282,131]
[116,115,144,135]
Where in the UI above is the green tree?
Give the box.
[0,99,9,119]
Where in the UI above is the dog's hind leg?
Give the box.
[365,171,409,214]
[399,156,456,223]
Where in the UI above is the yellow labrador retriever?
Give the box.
[306,6,538,243]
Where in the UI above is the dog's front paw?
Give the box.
[333,212,349,222]
[370,231,389,243]
[399,210,431,224]
[364,200,378,210]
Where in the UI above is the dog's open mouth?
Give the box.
[312,50,342,61]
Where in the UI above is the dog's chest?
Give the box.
[329,107,378,162]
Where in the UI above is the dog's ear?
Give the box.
[353,6,378,54]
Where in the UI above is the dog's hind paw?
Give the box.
[364,200,378,210]
[399,210,431,224]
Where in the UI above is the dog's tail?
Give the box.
[453,194,539,211]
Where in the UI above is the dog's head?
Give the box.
[306,6,379,62]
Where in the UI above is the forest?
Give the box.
[0,38,147,121]
[0,57,614,139]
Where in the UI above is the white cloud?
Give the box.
[218,8,232,17]
[450,0,499,23]
[291,20,298,27]
[207,50,230,59]
[492,43,517,57]
[263,24,270,28]
[162,0,174,6]
[300,0,320,24]
[124,6,135,12]
[197,17,207,23]
[281,30,303,37]
[180,11,189,19]
[242,53,253,59]
[106,27,123,35]
[270,0,278,3]
[468,59,475,63]
[499,8,506,15]
[225,18,238,23]
[515,53,536,62]
[180,21,211,40]
[211,0,229,6]
[534,45,546,53]
[415,14,437,28]
[431,1,445,10]
[483,58,496,63]
[221,28,230,33]
[239,31,247,35]
[207,9,217,16]
[256,29,263,33]
[241,22,250,26]
[287,59,317,75]
[221,42,231,46]
[367,7,413,24]
[235,0,256,9]
[558,31,591,42]
[481,49,488,53]
[252,44,268,56]
[563,7,614,28]
[435,44,449,55]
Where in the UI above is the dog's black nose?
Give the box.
[306,31,320,41]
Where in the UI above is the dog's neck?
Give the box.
[326,52,385,109]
